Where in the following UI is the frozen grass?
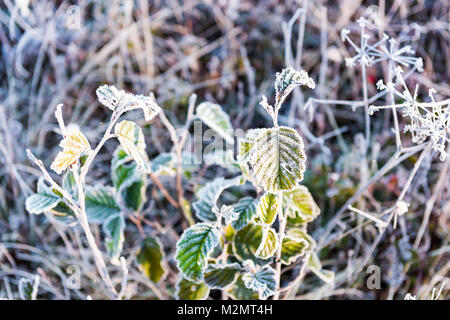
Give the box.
[0,0,448,299]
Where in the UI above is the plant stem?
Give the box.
[273,191,286,300]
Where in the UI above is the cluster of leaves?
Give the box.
[175,68,333,300]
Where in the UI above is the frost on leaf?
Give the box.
[227,275,259,300]
[103,213,125,263]
[85,185,121,222]
[137,237,167,283]
[193,175,244,222]
[175,223,221,283]
[275,67,315,108]
[213,204,239,225]
[248,127,306,193]
[231,197,258,231]
[25,178,61,214]
[114,120,150,173]
[281,235,309,265]
[204,263,242,289]
[233,223,271,266]
[51,127,91,174]
[242,265,277,300]
[176,277,210,300]
[96,85,161,120]
[196,101,234,145]
[257,192,280,225]
[255,227,278,259]
[284,185,320,226]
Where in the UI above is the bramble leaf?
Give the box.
[204,263,241,289]
[257,192,280,225]
[137,237,167,283]
[255,227,278,259]
[231,197,258,231]
[285,185,320,226]
[25,178,61,214]
[176,277,210,300]
[193,176,244,222]
[247,127,306,193]
[115,120,150,174]
[175,223,221,282]
[233,223,271,266]
[85,185,121,222]
[103,213,125,263]
[227,275,259,300]
[281,235,309,265]
[242,265,277,300]
[196,102,234,145]
[307,252,335,284]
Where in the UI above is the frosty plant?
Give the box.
[174,68,333,300]
[25,86,164,299]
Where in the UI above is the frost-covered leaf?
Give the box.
[96,85,161,121]
[233,223,271,266]
[237,129,265,163]
[307,253,335,284]
[103,213,125,263]
[175,223,221,282]
[51,127,91,174]
[275,67,315,108]
[231,197,258,231]
[137,237,167,283]
[18,276,40,300]
[204,149,239,172]
[196,101,234,145]
[62,171,78,200]
[111,147,142,192]
[227,275,259,300]
[257,192,280,225]
[248,127,306,193]
[121,180,146,212]
[25,178,61,214]
[287,228,316,250]
[242,266,277,300]
[85,186,120,222]
[281,235,309,265]
[285,185,320,226]
[50,201,78,226]
[150,152,176,176]
[193,176,244,222]
[204,263,241,289]
[115,120,150,173]
[255,227,278,259]
[214,204,239,225]
[176,277,210,300]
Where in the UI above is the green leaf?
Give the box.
[50,201,78,226]
[255,227,278,259]
[193,176,243,222]
[204,263,241,289]
[227,275,259,300]
[115,120,150,173]
[25,178,61,214]
[196,101,234,145]
[257,192,280,225]
[137,237,166,283]
[307,253,335,284]
[111,147,141,192]
[176,277,210,300]
[103,213,125,262]
[121,180,146,212]
[85,185,121,222]
[233,223,271,266]
[247,127,306,193]
[175,223,220,282]
[242,266,277,300]
[231,197,258,231]
[62,171,78,200]
[281,235,309,265]
[285,185,320,226]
